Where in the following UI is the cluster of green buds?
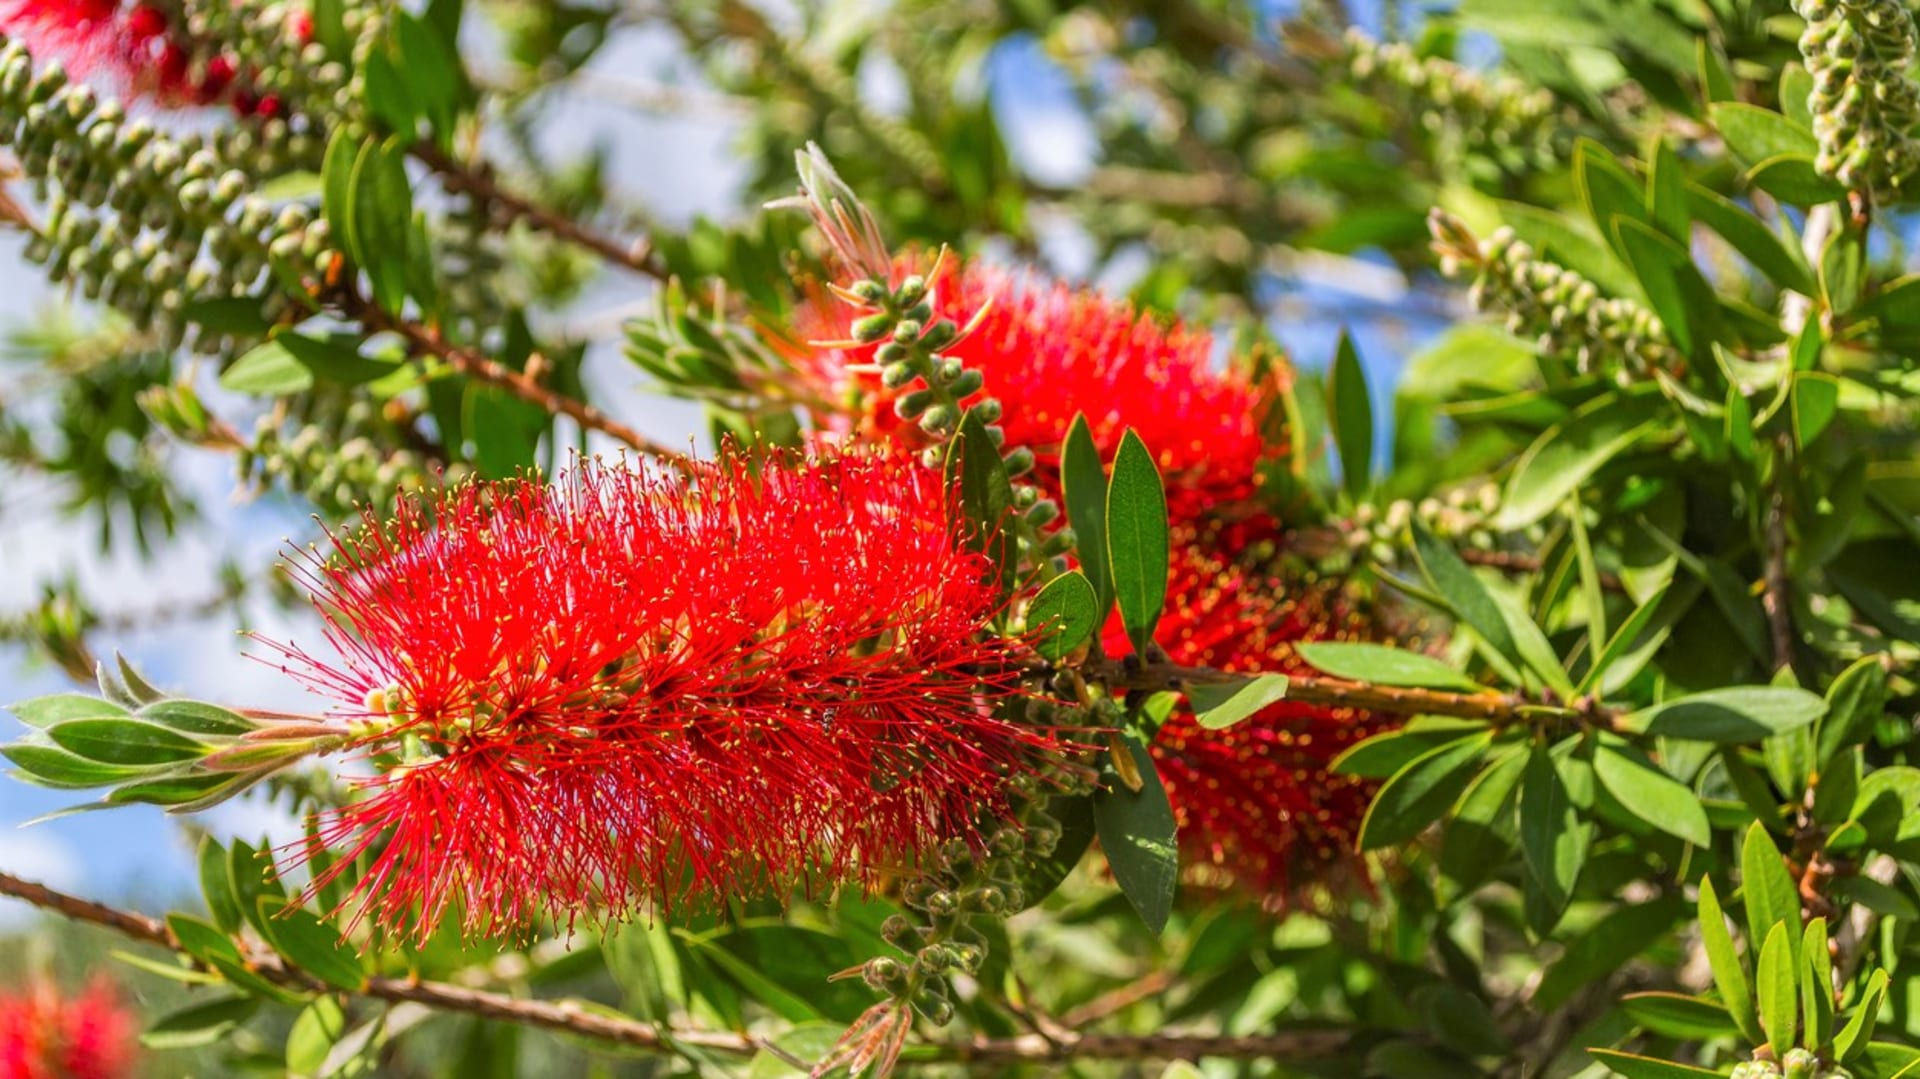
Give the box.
[1795,0,1920,198]
[0,40,336,356]
[1346,484,1506,562]
[857,778,1069,1022]
[1731,1048,1852,1078]
[1429,210,1676,379]
[1342,28,1559,164]
[236,400,459,522]
[177,0,351,155]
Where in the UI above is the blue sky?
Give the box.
[0,11,1444,920]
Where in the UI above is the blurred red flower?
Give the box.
[0,0,290,115]
[266,452,1061,940]
[0,977,136,1079]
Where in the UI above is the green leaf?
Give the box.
[360,45,417,138]
[198,837,241,934]
[1803,917,1833,1049]
[1495,390,1662,530]
[138,700,254,738]
[1534,897,1684,1011]
[1329,330,1372,499]
[1027,571,1099,662]
[1519,744,1589,930]
[1185,675,1290,731]
[321,127,359,266]
[1586,1050,1722,1078]
[1711,102,1820,163]
[1746,153,1847,206]
[1742,822,1801,963]
[945,411,1016,600]
[1700,876,1765,1044]
[140,994,260,1050]
[1582,581,1685,694]
[8,693,128,729]
[1,742,150,788]
[1438,748,1525,896]
[258,899,365,991]
[1061,415,1113,618]
[1791,372,1841,448]
[228,838,288,939]
[287,996,348,1077]
[1332,721,1490,779]
[45,718,208,766]
[1409,521,1523,685]
[1687,183,1815,294]
[1093,734,1178,934]
[1834,968,1888,1063]
[352,138,414,315]
[1357,732,1492,851]
[1822,225,1865,313]
[277,332,400,386]
[1612,217,1714,356]
[1593,739,1711,846]
[1620,992,1738,1039]
[1757,921,1798,1056]
[1620,687,1826,743]
[220,340,313,396]
[1577,141,1651,263]
[1647,138,1690,244]
[1294,642,1480,691]
[1107,430,1169,657]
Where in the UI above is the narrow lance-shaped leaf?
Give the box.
[1329,330,1372,499]
[1357,732,1492,851]
[1699,876,1764,1045]
[1756,922,1798,1057]
[1061,414,1113,616]
[1093,734,1178,934]
[1106,430,1168,657]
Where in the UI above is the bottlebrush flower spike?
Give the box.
[0,0,287,115]
[263,451,1059,940]
[1108,526,1395,904]
[782,256,1284,535]
[0,977,137,1079]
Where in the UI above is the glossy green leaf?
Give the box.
[1333,721,1489,779]
[1700,876,1764,1044]
[287,996,348,1077]
[1746,153,1847,206]
[1,742,151,788]
[8,693,129,729]
[1061,415,1113,617]
[1495,390,1662,530]
[276,332,401,387]
[1329,331,1372,499]
[1803,917,1833,1049]
[1835,969,1888,1063]
[1711,103,1819,163]
[1646,138,1689,244]
[1757,921,1797,1055]
[1294,642,1480,691]
[138,700,254,739]
[198,836,241,934]
[1687,183,1815,295]
[1593,739,1710,846]
[1438,748,1525,896]
[1358,732,1492,851]
[220,340,314,396]
[45,718,208,766]
[946,411,1016,600]
[1093,735,1179,934]
[352,138,414,314]
[1620,687,1826,743]
[1027,571,1099,662]
[1792,372,1841,448]
[1743,822,1801,964]
[1107,430,1169,657]
[1586,1050,1722,1078]
[320,128,358,266]
[1619,992,1738,1039]
[259,899,365,991]
[1185,675,1290,731]
[1409,521,1524,685]
[1519,744,1588,929]
[140,994,261,1050]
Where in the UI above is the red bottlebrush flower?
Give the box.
[1105,526,1395,904]
[264,452,1059,940]
[783,257,1285,538]
[0,0,288,114]
[0,977,137,1079]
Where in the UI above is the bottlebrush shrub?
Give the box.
[0,0,286,115]
[265,451,1064,940]
[0,977,136,1079]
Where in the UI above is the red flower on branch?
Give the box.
[0,977,136,1079]
[264,452,1060,940]
[1107,527,1395,904]
[784,256,1285,537]
[0,0,291,115]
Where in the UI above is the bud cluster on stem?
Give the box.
[1795,0,1920,198]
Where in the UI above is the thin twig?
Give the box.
[340,291,692,467]
[0,871,1345,1065]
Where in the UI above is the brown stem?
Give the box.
[1088,656,1544,724]
[408,143,668,282]
[342,291,691,467]
[0,871,1344,1065]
